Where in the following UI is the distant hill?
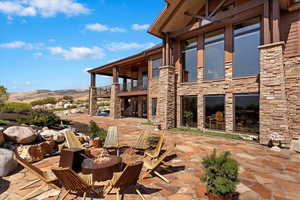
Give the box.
[9,89,89,102]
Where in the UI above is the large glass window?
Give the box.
[152,98,157,116]
[204,29,225,80]
[204,95,225,130]
[182,38,198,82]
[152,58,161,78]
[233,18,260,77]
[234,94,259,135]
[181,96,197,127]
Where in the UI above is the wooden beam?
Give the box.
[225,24,233,62]
[263,0,271,44]
[113,66,119,84]
[162,39,166,66]
[208,0,227,18]
[272,0,280,42]
[205,0,209,17]
[165,34,171,66]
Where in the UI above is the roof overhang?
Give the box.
[148,0,295,38]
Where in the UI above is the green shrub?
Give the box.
[183,111,193,127]
[0,120,10,125]
[97,102,110,107]
[0,86,9,105]
[31,97,57,106]
[201,150,239,196]
[62,95,74,103]
[89,120,107,141]
[17,110,61,127]
[0,102,32,113]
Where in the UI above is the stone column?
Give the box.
[158,66,176,129]
[88,73,97,116]
[110,66,121,119]
[259,42,289,145]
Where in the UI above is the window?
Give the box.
[182,38,198,82]
[182,96,197,127]
[152,58,161,78]
[204,29,225,80]
[204,95,225,130]
[233,17,260,77]
[234,94,259,135]
[152,98,157,116]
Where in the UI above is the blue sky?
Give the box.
[0,0,165,93]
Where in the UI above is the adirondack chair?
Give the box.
[142,147,174,183]
[14,151,60,200]
[144,131,165,159]
[104,161,146,200]
[132,130,150,151]
[64,131,83,149]
[103,126,119,156]
[51,167,102,200]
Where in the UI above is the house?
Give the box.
[88,0,300,146]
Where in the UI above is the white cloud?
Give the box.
[0,41,44,50]
[49,46,105,60]
[0,0,90,18]
[33,52,43,56]
[132,24,150,31]
[85,23,126,32]
[106,42,155,52]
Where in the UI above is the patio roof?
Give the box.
[88,44,162,79]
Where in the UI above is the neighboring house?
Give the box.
[88,0,300,146]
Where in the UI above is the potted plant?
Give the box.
[183,111,193,128]
[201,149,239,200]
[89,120,107,148]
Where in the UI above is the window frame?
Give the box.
[232,17,261,78]
[181,95,198,127]
[151,57,161,79]
[203,29,226,81]
[181,37,198,83]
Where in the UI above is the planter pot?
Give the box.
[207,193,232,200]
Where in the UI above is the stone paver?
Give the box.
[1,114,300,200]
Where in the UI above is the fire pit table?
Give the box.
[81,155,122,181]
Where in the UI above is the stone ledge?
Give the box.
[159,65,175,70]
[258,41,285,49]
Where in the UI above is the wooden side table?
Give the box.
[59,148,85,173]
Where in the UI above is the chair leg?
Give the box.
[116,189,120,200]
[83,192,87,200]
[104,186,113,196]
[154,171,169,183]
[60,189,71,200]
[20,179,40,190]
[136,188,146,200]
[20,184,44,200]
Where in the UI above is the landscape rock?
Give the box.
[3,126,37,144]
[290,139,300,152]
[16,141,57,163]
[0,148,18,177]
[40,130,65,143]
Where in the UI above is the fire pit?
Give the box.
[81,155,121,181]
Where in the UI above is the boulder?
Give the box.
[0,148,18,177]
[16,141,57,163]
[40,130,65,143]
[3,126,37,144]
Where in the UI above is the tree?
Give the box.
[0,86,8,105]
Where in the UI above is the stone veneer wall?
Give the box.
[158,66,176,129]
[88,87,98,116]
[148,77,160,121]
[110,83,121,119]
[285,55,300,140]
[259,42,290,145]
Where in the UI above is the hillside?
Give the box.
[9,89,89,102]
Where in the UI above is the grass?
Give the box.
[142,121,155,126]
[0,120,10,125]
[169,128,244,141]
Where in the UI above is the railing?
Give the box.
[120,79,148,92]
[97,85,111,96]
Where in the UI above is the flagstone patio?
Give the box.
[1,114,299,200]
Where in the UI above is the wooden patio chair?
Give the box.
[103,126,119,156]
[51,167,102,200]
[104,161,146,200]
[142,147,174,183]
[64,131,83,149]
[144,131,165,159]
[132,130,150,151]
[14,151,60,200]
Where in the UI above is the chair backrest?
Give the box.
[14,151,47,181]
[65,131,83,149]
[215,111,224,122]
[134,130,149,149]
[104,126,119,148]
[114,161,143,188]
[152,131,165,157]
[51,167,91,193]
[151,147,173,170]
